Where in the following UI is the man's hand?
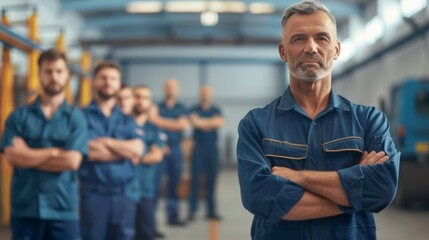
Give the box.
[272,166,299,182]
[162,145,170,155]
[359,151,389,165]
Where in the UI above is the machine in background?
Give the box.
[383,78,429,207]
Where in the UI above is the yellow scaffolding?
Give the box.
[55,30,74,104]
[27,9,39,103]
[0,13,14,226]
[79,50,92,107]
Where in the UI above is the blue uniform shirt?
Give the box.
[0,99,88,220]
[158,101,187,145]
[189,105,222,144]
[134,122,166,199]
[237,87,400,240]
[79,101,140,189]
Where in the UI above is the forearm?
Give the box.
[106,139,144,161]
[153,117,188,131]
[294,170,350,207]
[142,147,164,164]
[283,191,343,221]
[191,119,213,131]
[5,147,58,168]
[35,150,82,172]
[89,143,122,162]
[209,116,225,128]
[191,116,224,131]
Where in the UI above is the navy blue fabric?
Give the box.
[157,101,187,145]
[80,192,136,240]
[135,198,155,240]
[188,104,222,216]
[189,144,219,216]
[11,217,80,240]
[237,87,400,239]
[79,100,140,188]
[134,122,166,199]
[153,144,183,223]
[189,105,221,143]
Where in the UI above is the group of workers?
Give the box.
[0,48,225,240]
[0,1,402,240]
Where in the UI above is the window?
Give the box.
[415,89,429,116]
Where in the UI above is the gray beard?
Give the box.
[290,64,333,82]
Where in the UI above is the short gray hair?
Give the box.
[281,0,336,28]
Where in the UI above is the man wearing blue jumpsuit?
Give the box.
[237,1,400,239]
[0,49,88,240]
[79,61,144,240]
[118,85,166,240]
[150,78,189,228]
[188,85,225,221]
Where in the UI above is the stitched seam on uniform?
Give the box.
[265,154,306,160]
[262,138,308,148]
[321,136,363,146]
[337,96,351,111]
[324,149,363,153]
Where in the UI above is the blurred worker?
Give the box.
[150,78,189,230]
[188,85,225,221]
[0,49,88,240]
[119,85,167,240]
[117,84,134,117]
[79,61,144,240]
[237,1,400,239]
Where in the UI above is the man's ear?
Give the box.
[333,41,341,60]
[278,43,288,62]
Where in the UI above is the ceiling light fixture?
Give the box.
[249,2,275,14]
[201,10,219,26]
[126,1,163,13]
[208,1,247,13]
[166,1,206,13]
[166,1,246,13]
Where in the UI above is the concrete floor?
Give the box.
[1,169,429,239]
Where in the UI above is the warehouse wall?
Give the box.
[115,46,287,165]
[333,6,429,109]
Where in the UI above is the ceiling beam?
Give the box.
[80,36,280,46]
[0,24,43,52]
[61,0,361,17]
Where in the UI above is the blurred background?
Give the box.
[1,0,429,239]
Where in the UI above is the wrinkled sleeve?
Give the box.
[338,109,400,213]
[0,111,20,153]
[237,112,305,223]
[153,127,166,149]
[214,106,222,116]
[64,108,89,157]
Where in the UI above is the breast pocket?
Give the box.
[50,126,71,147]
[323,137,364,170]
[262,138,307,170]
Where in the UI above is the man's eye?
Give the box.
[292,37,305,42]
[318,36,329,41]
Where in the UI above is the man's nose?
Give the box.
[303,38,318,54]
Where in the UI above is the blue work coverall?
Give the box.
[134,122,166,240]
[237,88,400,240]
[153,101,187,224]
[0,99,88,240]
[188,104,222,217]
[79,101,141,240]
